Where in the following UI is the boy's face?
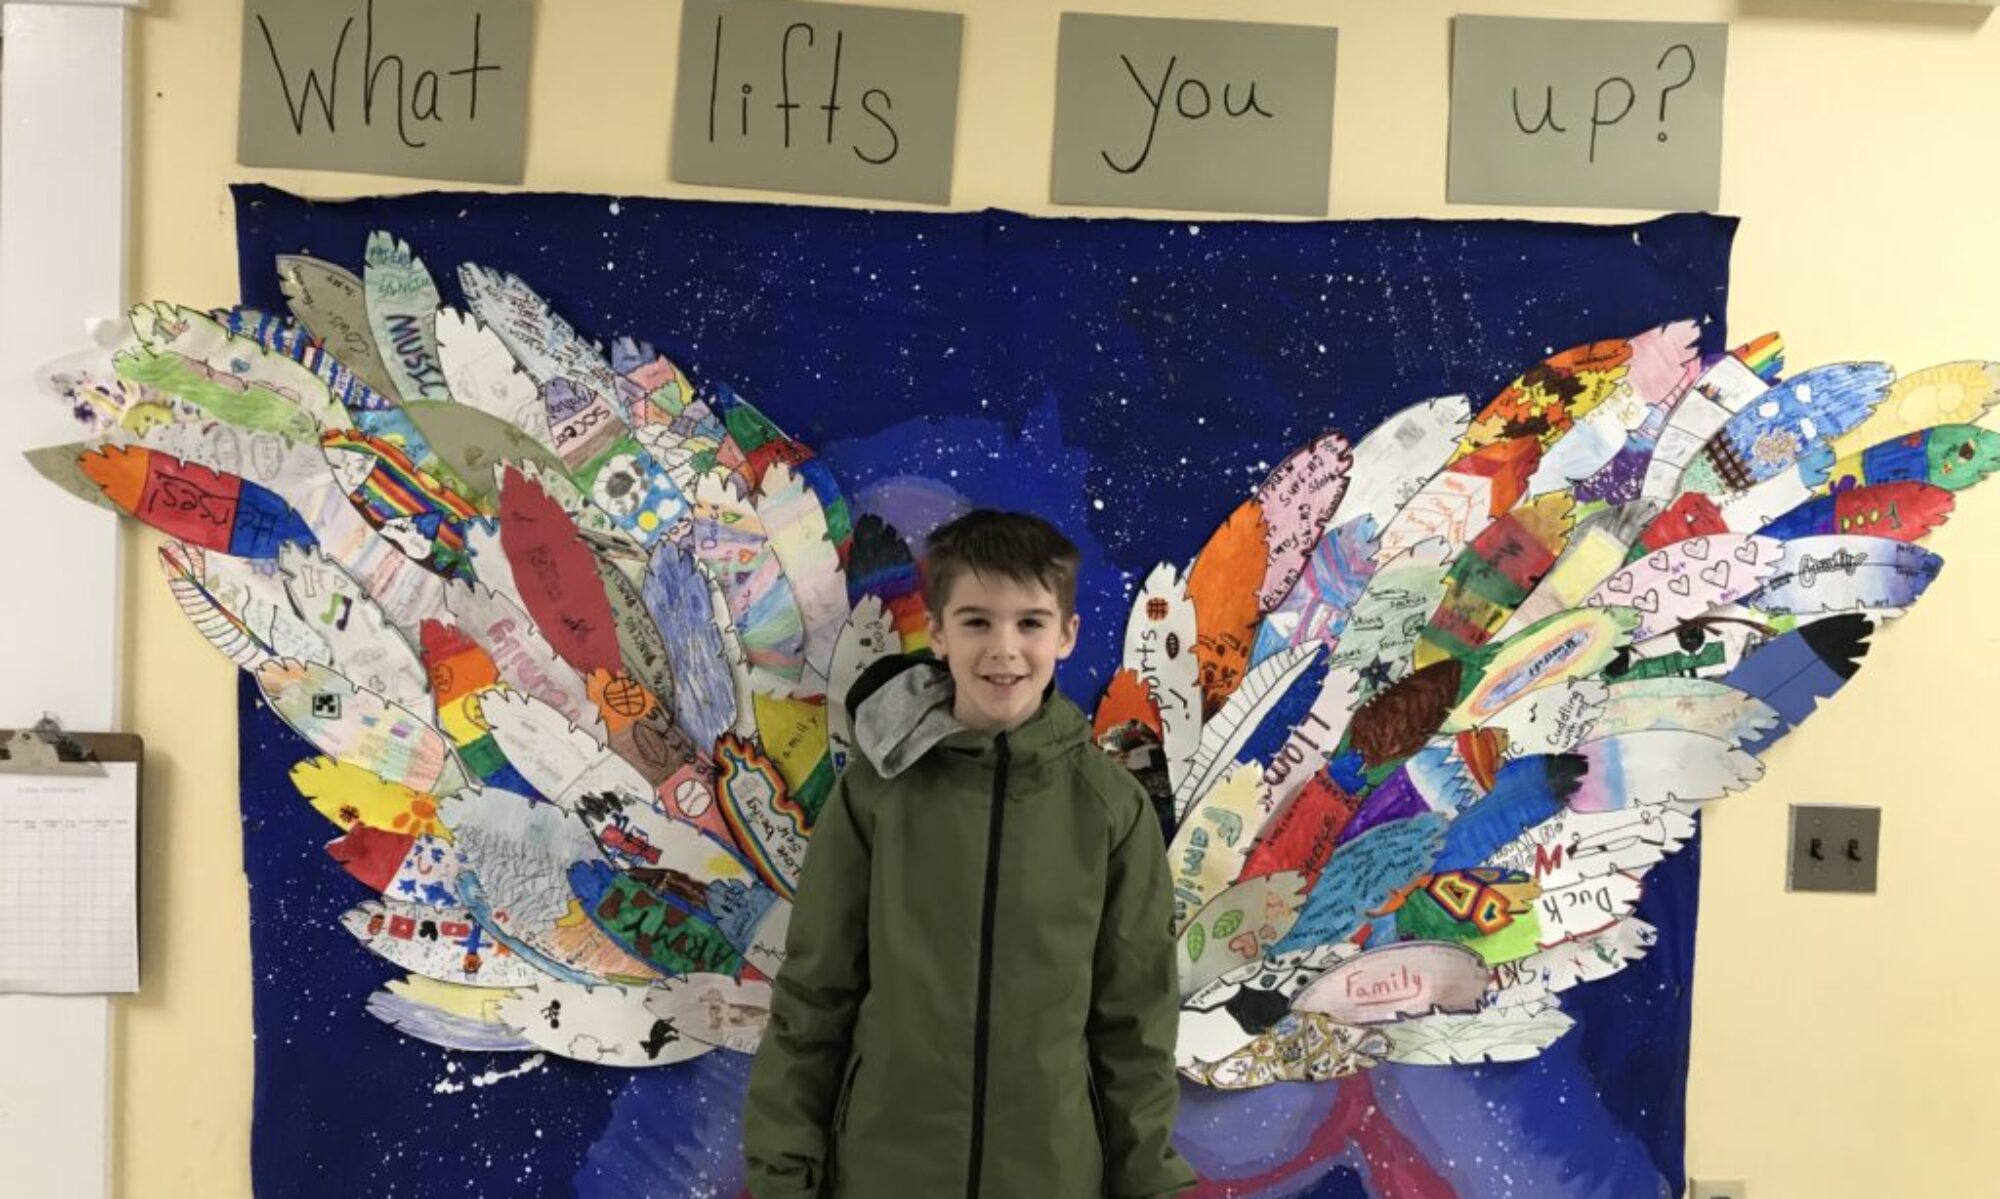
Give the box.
[927,570,1080,732]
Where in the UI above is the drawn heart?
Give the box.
[1734,540,1761,565]
[1668,575,1693,597]
[1228,932,1261,958]
[1635,589,1661,614]
[1648,551,1671,571]
[1606,572,1635,595]
[1700,561,1731,589]
[1682,537,1711,561]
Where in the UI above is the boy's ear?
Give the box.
[1056,612,1081,660]
[926,608,948,658]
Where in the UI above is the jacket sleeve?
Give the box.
[742,768,873,1198]
[1087,778,1199,1198]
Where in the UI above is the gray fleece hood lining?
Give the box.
[851,661,966,779]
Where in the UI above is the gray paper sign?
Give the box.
[671,0,964,205]
[238,0,531,184]
[1448,16,1728,211]
[1052,14,1336,217]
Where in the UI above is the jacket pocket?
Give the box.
[833,1053,863,1133]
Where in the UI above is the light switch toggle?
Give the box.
[1789,806,1880,894]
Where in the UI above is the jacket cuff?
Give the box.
[1108,1153,1199,1198]
[744,1157,822,1199]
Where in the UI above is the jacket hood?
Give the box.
[845,654,1086,778]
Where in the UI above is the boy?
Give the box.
[743,510,1196,1199]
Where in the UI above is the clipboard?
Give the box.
[0,720,145,779]
[0,719,144,995]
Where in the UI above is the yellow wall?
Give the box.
[117,2,2000,1196]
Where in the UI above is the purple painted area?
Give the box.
[1340,768,1428,845]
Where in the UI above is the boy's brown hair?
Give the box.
[922,509,1083,619]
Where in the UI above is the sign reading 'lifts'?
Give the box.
[239,0,532,184]
[671,0,965,205]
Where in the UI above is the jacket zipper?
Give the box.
[966,731,1010,1199]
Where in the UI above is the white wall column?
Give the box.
[0,2,139,1196]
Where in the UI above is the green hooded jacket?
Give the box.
[743,656,1197,1199]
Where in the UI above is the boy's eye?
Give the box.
[1020,619,1044,631]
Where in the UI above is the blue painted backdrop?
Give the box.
[233,184,1731,1198]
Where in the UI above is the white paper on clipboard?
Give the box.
[0,762,138,994]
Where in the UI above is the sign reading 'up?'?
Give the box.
[1448,16,1728,211]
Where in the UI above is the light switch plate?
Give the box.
[1689,1182,1746,1199]
[1787,805,1880,894]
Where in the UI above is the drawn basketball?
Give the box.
[600,675,652,718]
